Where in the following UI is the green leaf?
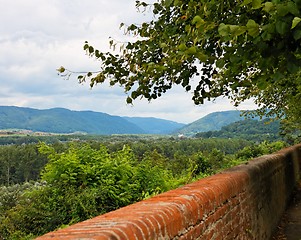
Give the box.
[160,43,167,48]
[57,66,65,73]
[192,15,205,28]
[287,62,299,73]
[178,43,187,51]
[83,43,89,50]
[216,59,225,68]
[252,0,262,9]
[164,0,173,7]
[276,21,288,35]
[185,24,191,33]
[287,1,299,15]
[95,50,100,58]
[88,46,94,54]
[292,17,301,29]
[257,80,268,90]
[261,31,272,41]
[174,0,181,6]
[185,85,191,91]
[126,96,133,104]
[272,71,284,82]
[229,25,247,37]
[229,25,239,33]
[262,2,274,13]
[218,23,230,37]
[293,30,301,40]
[128,24,137,31]
[246,20,260,37]
[196,52,208,62]
[276,4,289,17]
[185,46,197,55]
[240,0,252,7]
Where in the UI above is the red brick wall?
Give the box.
[37,144,301,240]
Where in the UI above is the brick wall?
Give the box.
[37,144,301,240]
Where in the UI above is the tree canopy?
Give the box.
[58,0,301,124]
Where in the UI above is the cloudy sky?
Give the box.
[0,0,256,124]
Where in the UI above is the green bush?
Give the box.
[0,143,177,238]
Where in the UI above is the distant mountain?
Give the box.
[176,110,253,135]
[0,106,144,134]
[0,106,185,135]
[123,117,185,134]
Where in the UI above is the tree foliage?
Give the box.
[0,144,48,186]
[195,118,281,141]
[0,142,178,238]
[58,0,301,125]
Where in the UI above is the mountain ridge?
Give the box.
[0,106,263,136]
[0,106,184,135]
[124,116,185,134]
[175,110,256,135]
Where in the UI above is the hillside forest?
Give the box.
[0,129,289,239]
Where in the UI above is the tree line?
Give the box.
[195,118,281,142]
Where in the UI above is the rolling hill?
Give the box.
[195,118,281,141]
[176,110,253,135]
[0,106,184,135]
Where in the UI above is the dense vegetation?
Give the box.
[0,135,287,239]
[195,118,281,142]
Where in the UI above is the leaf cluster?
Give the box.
[58,0,301,126]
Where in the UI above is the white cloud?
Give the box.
[0,0,256,124]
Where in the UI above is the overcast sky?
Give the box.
[0,0,256,124]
